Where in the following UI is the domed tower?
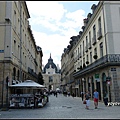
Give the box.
[42,53,61,91]
[43,53,60,74]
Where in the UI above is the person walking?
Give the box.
[81,91,84,101]
[103,91,108,106]
[93,89,99,109]
[84,91,91,110]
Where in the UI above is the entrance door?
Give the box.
[96,81,101,100]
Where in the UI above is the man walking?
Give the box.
[93,89,99,109]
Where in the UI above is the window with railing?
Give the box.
[100,42,103,57]
[83,41,85,55]
[90,52,92,63]
[97,17,102,40]
[88,31,92,49]
[92,25,96,45]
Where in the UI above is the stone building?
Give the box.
[42,54,61,92]
[0,1,43,107]
[61,38,77,95]
[61,1,120,102]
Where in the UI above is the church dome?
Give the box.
[43,54,60,73]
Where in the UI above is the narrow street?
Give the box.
[0,94,120,119]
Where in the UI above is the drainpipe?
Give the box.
[102,2,108,55]
[19,1,22,82]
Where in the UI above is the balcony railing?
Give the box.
[97,28,102,40]
[92,35,96,45]
[28,67,38,78]
[73,54,120,77]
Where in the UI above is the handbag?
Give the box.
[83,100,86,104]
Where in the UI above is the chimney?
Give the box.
[91,4,97,13]
[81,26,85,31]
[83,18,88,26]
[87,13,92,21]
[79,31,83,35]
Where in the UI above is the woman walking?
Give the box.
[84,91,91,110]
[103,92,108,106]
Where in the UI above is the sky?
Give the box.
[26,1,99,69]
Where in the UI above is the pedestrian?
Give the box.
[81,91,84,101]
[103,91,108,106]
[67,91,70,97]
[55,91,58,97]
[93,89,99,109]
[84,91,91,110]
[72,93,75,98]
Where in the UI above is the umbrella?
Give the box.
[9,80,45,88]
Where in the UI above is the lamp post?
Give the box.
[6,76,9,110]
[106,77,111,102]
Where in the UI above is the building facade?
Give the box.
[0,1,43,107]
[61,1,120,102]
[42,54,61,92]
[61,37,77,95]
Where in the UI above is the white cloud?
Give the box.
[26,1,67,22]
[26,1,87,68]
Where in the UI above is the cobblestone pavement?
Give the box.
[0,94,120,119]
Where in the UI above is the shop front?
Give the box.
[9,80,49,109]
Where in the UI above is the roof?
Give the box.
[9,80,45,88]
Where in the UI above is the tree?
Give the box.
[38,72,44,85]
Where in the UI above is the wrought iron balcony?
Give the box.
[73,54,120,77]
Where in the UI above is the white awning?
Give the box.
[9,80,45,88]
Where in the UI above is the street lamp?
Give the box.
[6,76,9,110]
[106,77,111,102]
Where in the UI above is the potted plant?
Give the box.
[93,54,98,59]
[77,67,80,70]
[86,61,89,64]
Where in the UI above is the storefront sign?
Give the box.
[95,74,100,81]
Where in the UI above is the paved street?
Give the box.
[0,94,120,119]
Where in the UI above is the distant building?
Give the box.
[42,54,61,91]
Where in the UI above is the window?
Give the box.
[100,42,103,57]
[49,76,53,82]
[18,45,20,59]
[98,17,101,29]
[94,48,97,55]
[14,37,16,55]
[86,36,88,46]
[76,50,77,58]
[93,25,96,37]
[86,55,88,61]
[80,60,82,66]
[23,12,24,24]
[89,31,91,44]
[78,47,79,56]
[83,57,85,64]
[13,10,16,30]
[90,52,92,63]
[83,41,84,55]
[80,45,82,56]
